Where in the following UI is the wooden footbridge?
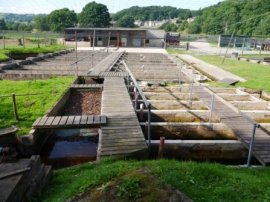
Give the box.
[193,86,270,165]
[98,77,147,158]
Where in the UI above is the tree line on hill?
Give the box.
[0,0,269,37]
[188,0,270,36]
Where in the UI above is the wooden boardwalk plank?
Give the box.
[99,77,147,159]
[44,117,55,126]
[66,116,75,125]
[73,116,81,125]
[33,115,106,129]
[52,116,61,125]
[59,116,68,125]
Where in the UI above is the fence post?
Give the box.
[12,94,19,121]
[37,33,40,48]
[247,124,259,167]
[209,93,215,124]
[158,137,165,158]
[2,30,5,49]
[22,32,25,48]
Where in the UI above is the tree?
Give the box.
[188,21,201,34]
[34,15,50,31]
[78,2,111,27]
[117,16,135,28]
[48,8,77,32]
[0,19,7,30]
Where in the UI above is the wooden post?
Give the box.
[22,32,25,48]
[37,33,40,48]
[139,103,144,122]
[158,137,165,158]
[12,94,19,121]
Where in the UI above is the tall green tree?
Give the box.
[117,16,135,28]
[34,15,49,31]
[78,2,111,27]
[48,8,77,32]
[0,19,7,30]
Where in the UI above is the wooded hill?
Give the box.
[188,0,270,36]
[112,6,197,21]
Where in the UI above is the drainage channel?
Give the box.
[124,52,265,165]
[34,77,104,169]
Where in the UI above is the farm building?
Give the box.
[64,28,166,48]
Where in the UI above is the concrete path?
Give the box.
[178,54,246,82]
[78,47,167,54]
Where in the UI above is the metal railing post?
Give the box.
[134,87,137,109]
[147,104,151,149]
[189,81,194,107]
[247,123,259,167]
[209,93,215,124]
[139,103,144,122]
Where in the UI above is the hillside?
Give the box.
[188,0,270,36]
[112,6,197,21]
[0,13,35,22]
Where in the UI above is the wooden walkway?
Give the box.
[33,115,106,129]
[193,86,270,165]
[98,77,147,157]
[88,52,124,76]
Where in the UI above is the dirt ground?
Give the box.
[62,90,101,115]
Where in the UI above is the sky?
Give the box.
[0,0,223,14]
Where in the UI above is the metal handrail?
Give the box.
[121,60,150,108]
[121,60,152,149]
[70,55,90,66]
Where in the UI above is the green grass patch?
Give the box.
[0,45,67,61]
[40,158,270,202]
[241,54,270,59]
[194,55,270,92]
[166,48,188,55]
[0,76,74,134]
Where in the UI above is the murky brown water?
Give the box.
[41,129,98,169]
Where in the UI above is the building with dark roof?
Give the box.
[64,28,166,48]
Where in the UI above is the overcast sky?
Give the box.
[0,0,223,14]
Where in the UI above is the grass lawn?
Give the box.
[40,158,270,202]
[0,45,67,61]
[166,48,189,55]
[194,55,270,92]
[0,76,74,134]
[241,54,270,59]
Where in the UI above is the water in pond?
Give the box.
[41,128,98,169]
